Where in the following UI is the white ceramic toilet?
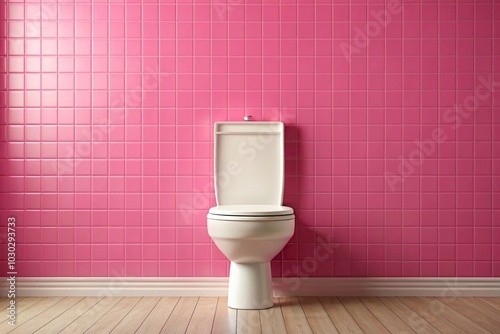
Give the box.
[207,121,295,310]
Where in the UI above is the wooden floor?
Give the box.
[1,296,499,333]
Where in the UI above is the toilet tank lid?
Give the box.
[209,205,294,216]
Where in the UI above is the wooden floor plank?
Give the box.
[318,296,364,334]
[360,297,416,334]
[439,297,500,333]
[135,297,179,334]
[110,297,160,334]
[211,297,236,334]
[9,297,82,334]
[85,297,141,334]
[279,296,313,334]
[418,297,488,334]
[462,297,500,322]
[0,297,64,334]
[0,298,24,325]
[445,298,500,333]
[34,297,103,334]
[260,298,287,334]
[477,297,500,311]
[0,297,46,333]
[3,296,499,333]
[185,297,218,334]
[0,298,13,322]
[298,296,339,334]
[61,297,123,334]
[237,310,262,334]
[380,297,441,334]
[339,297,390,334]
[0,297,18,309]
[399,297,467,334]
[160,297,198,334]
[0,297,45,327]
[10,297,43,312]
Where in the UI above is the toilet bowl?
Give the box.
[207,122,295,310]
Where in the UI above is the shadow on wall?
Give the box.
[273,124,345,282]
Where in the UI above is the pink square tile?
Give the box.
[1,0,498,279]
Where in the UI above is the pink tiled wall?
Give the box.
[1,0,499,277]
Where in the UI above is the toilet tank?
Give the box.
[214,122,284,206]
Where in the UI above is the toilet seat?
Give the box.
[207,205,294,222]
[209,205,294,216]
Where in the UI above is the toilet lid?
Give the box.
[209,205,294,216]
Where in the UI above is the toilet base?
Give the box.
[227,262,274,310]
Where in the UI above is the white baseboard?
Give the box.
[3,277,499,297]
